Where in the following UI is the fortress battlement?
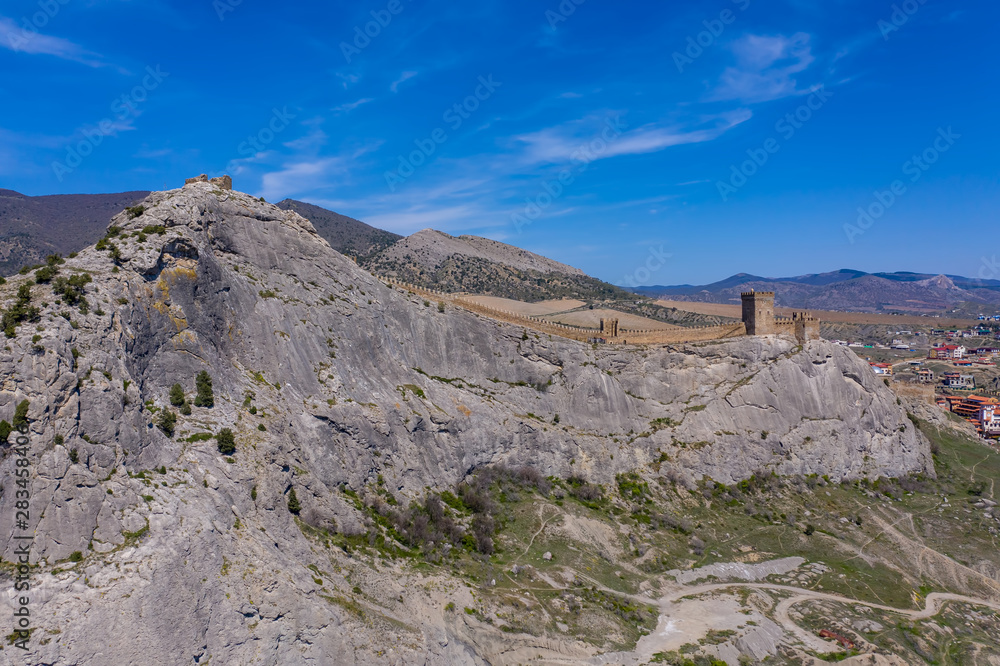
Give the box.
[382,278,818,346]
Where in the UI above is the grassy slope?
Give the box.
[294,420,999,663]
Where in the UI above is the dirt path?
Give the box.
[515,505,559,562]
[966,452,995,499]
[865,513,1000,598]
[647,582,1000,657]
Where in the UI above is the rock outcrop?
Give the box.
[0,181,932,665]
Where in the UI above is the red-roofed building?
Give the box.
[948,396,1000,438]
[930,345,966,359]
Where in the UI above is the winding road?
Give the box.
[584,578,1000,663]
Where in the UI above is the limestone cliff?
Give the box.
[0,182,931,665]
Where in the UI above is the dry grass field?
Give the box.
[459,296,679,330]
[457,295,586,316]
[543,308,681,330]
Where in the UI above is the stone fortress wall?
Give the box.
[383,278,820,346]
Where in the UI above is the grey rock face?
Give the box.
[0,182,932,664]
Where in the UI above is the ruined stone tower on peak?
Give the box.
[184,174,233,190]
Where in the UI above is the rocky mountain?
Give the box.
[636,269,1000,315]
[0,180,939,664]
[0,188,150,276]
[275,199,401,262]
[361,229,632,302]
[369,229,585,277]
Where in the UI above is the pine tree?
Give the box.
[157,409,177,437]
[194,371,214,408]
[216,428,236,455]
[169,383,185,407]
[287,488,301,515]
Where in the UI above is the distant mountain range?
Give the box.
[633,270,1000,316]
[0,188,150,275]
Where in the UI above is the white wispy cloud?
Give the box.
[332,98,374,114]
[283,128,328,152]
[0,16,108,68]
[390,70,419,93]
[511,110,752,166]
[710,33,815,103]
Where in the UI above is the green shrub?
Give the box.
[257,423,266,431]
[157,409,177,437]
[0,421,11,444]
[125,205,146,219]
[51,273,92,307]
[69,448,79,464]
[216,428,236,455]
[2,284,40,337]
[194,371,214,408]
[287,488,301,515]
[250,485,257,501]
[12,400,30,429]
[68,551,83,563]
[180,402,192,416]
[54,434,64,446]
[169,383,185,407]
[33,264,59,284]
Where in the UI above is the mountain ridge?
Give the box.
[634,269,1000,315]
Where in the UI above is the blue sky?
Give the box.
[2,0,997,285]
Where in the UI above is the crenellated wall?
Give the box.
[382,278,812,346]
